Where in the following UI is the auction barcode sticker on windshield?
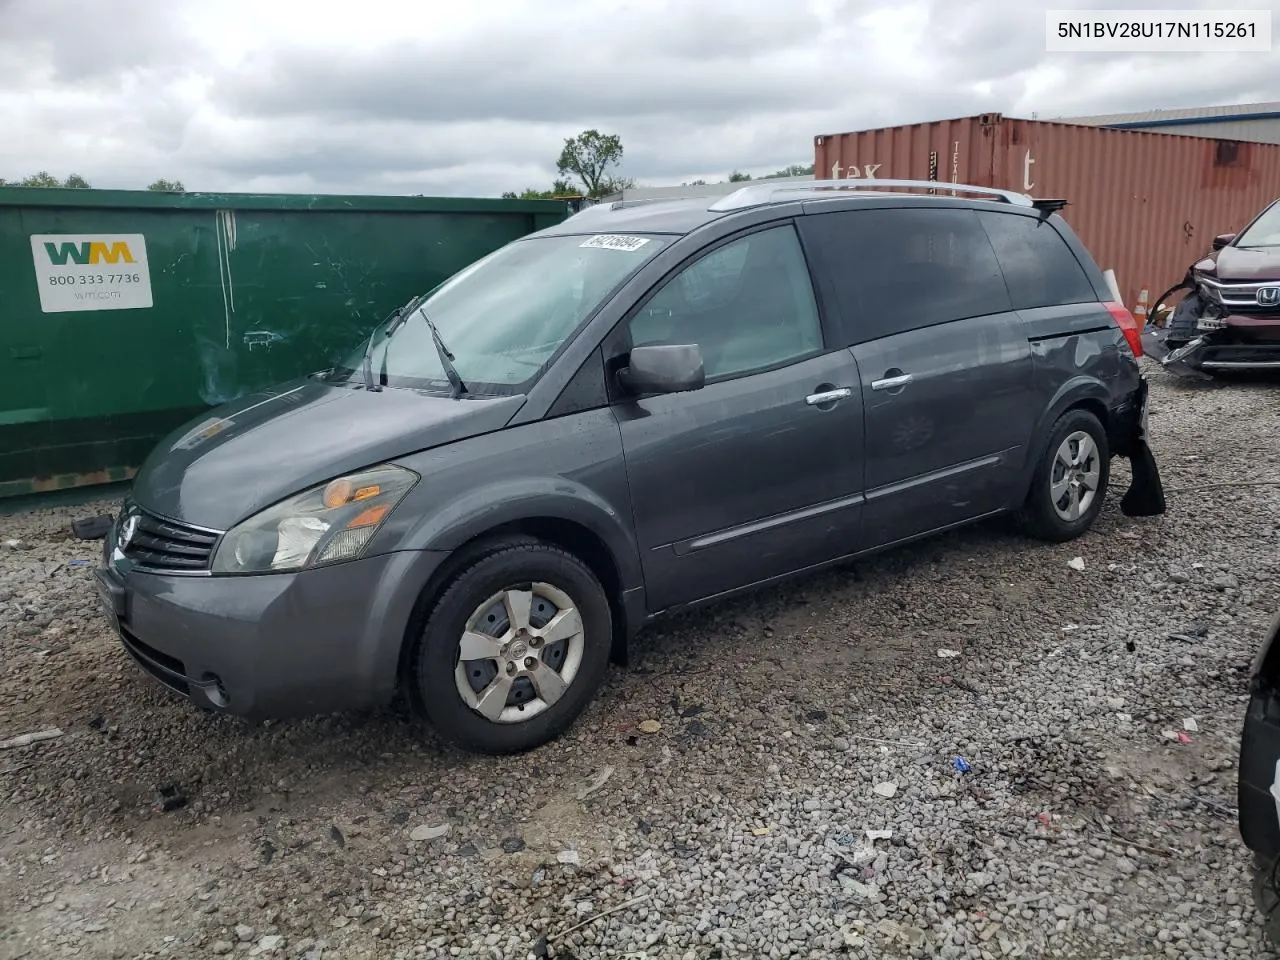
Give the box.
[580,234,651,251]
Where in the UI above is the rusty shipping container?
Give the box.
[813,113,1280,310]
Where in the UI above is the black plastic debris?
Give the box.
[681,704,706,719]
[261,839,276,864]
[329,825,345,848]
[157,784,187,812]
[1169,623,1210,644]
[71,515,114,541]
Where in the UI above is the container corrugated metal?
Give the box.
[0,188,567,499]
[814,114,1280,310]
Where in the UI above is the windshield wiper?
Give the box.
[407,303,467,398]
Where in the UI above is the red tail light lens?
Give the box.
[1104,301,1143,358]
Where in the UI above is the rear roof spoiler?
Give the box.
[1032,198,1069,214]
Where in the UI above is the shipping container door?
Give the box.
[798,205,1036,547]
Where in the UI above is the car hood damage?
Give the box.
[130,379,525,530]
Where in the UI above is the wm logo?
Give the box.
[43,240,136,265]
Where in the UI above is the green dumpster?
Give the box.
[0,187,567,499]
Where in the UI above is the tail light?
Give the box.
[1104,301,1143,358]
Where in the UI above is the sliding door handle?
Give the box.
[806,387,853,406]
[871,373,913,392]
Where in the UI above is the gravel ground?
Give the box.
[2,361,1280,960]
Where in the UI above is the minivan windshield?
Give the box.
[340,232,671,395]
[1235,199,1280,248]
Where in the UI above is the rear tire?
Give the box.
[409,541,612,755]
[1018,408,1110,542]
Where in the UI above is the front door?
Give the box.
[608,223,866,611]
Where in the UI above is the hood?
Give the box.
[132,379,525,530]
[1203,244,1280,282]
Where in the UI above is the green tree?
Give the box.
[502,178,578,200]
[20,171,61,187]
[556,129,627,198]
[14,171,91,188]
[763,163,814,179]
[147,178,186,193]
[728,170,752,182]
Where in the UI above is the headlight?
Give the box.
[212,464,418,574]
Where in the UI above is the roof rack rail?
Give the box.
[707,178,1035,212]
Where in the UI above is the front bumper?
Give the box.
[1143,322,1280,375]
[93,540,447,720]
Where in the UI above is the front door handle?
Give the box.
[871,373,913,392]
[806,387,853,406]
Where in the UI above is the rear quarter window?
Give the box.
[798,207,1012,344]
[978,212,1098,310]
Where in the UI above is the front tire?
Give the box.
[409,541,612,755]
[1018,408,1110,542]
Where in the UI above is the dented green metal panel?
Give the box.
[0,187,567,499]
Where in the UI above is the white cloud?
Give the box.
[0,0,1276,196]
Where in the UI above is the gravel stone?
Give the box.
[0,366,1276,959]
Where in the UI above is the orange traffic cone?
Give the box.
[1134,288,1149,325]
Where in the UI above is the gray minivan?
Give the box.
[94,180,1166,754]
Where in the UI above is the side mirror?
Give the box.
[618,344,705,395]
[1212,233,1236,250]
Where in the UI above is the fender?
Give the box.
[395,476,645,596]
[1016,375,1113,493]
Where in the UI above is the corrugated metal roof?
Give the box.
[1055,101,1280,126]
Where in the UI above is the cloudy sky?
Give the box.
[1,0,1276,197]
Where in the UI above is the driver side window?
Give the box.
[628,224,824,380]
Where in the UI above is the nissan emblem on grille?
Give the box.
[1258,287,1280,307]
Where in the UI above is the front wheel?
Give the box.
[1018,408,1111,542]
[409,541,613,755]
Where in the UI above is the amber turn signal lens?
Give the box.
[346,504,390,529]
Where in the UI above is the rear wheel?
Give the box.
[409,541,612,755]
[1018,408,1110,542]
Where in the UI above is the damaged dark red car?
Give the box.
[1144,196,1280,376]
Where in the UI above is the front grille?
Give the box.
[119,504,219,572]
[1201,277,1280,314]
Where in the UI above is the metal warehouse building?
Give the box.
[1055,101,1280,145]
